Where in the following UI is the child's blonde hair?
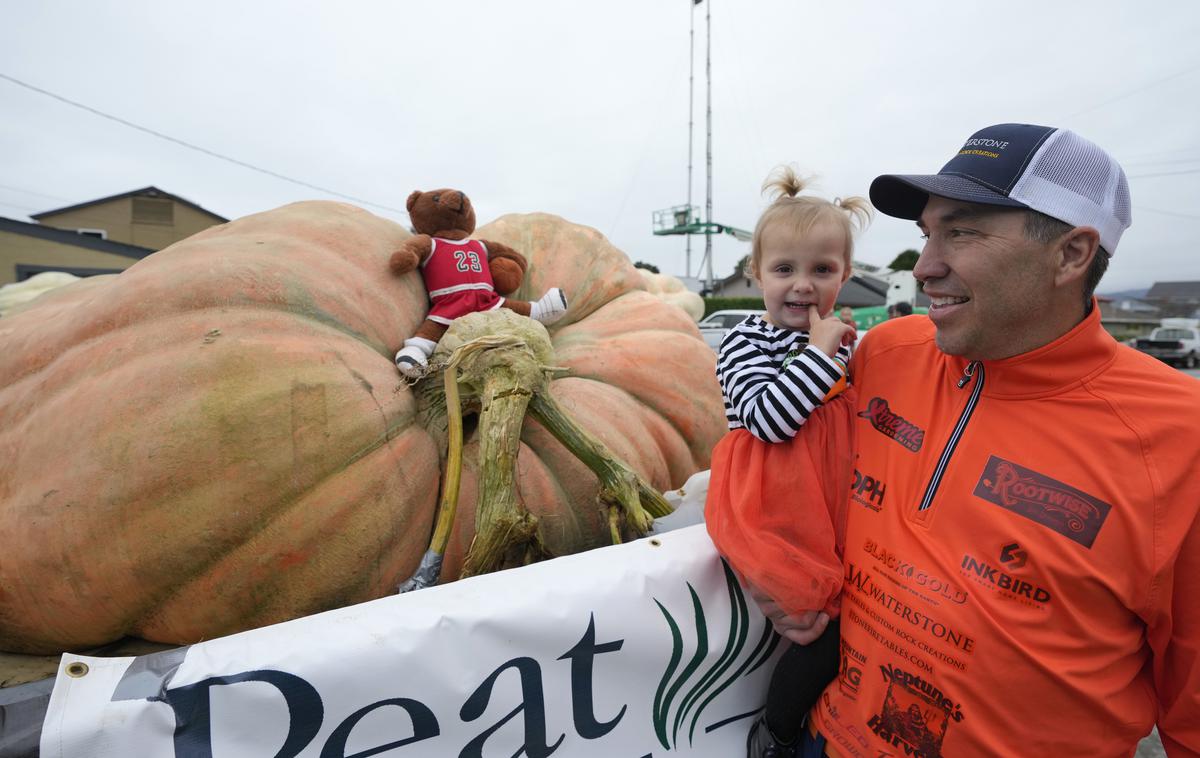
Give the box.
[749,165,872,279]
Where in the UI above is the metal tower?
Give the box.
[653,0,749,294]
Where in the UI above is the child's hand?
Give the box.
[807,305,856,358]
[744,579,830,645]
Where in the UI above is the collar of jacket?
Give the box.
[943,302,1119,399]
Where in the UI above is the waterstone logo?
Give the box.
[958,137,1010,159]
[963,137,1010,149]
[844,563,975,654]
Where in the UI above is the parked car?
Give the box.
[1134,318,1200,368]
[697,309,760,350]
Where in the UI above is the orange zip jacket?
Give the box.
[812,307,1200,758]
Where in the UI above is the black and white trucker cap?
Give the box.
[870,123,1132,255]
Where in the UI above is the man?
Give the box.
[886,301,912,319]
[838,305,857,327]
[758,124,1200,757]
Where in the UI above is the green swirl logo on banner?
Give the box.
[651,560,780,750]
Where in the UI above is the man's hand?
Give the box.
[745,577,830,645]
[807,305,856,358]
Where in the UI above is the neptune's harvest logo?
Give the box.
[651,561,781,751]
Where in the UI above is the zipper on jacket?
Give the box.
[917,361,984,512]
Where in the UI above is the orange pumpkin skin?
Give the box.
[0,203,725,654]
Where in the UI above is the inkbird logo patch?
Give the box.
[651,560,780,751]
[858,397,924,452]
[974,457,1111,548]
[999,542,1027,569]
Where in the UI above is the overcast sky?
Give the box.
[2,1,1198,294]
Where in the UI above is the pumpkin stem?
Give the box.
[458,340,553,578]
[398,341,469,593]
[527,391,673,540]
[608,506,622,545]
[406,308,673,585]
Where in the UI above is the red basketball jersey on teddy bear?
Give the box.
[421,238,502,324]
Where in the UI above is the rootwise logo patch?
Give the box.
[858,397,924,452]
[974,457,1111,548]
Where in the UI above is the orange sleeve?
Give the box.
[1150,506,1200,756]
[704,390,857,618]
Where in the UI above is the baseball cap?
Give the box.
[870,123,1132,255]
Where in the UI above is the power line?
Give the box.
[0,72,408,217]
[1062,61,1200,120]
[1129,168,1200,179]
[1136,206,1200,221]
[0,200,40,214]
[1124,157,1200,170]
[0,183,73,203]
[1121,147,1200,163]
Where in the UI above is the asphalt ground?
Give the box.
[1138,728,1166,757]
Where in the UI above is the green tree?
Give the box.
[888,249,920,271]
[633,261,660,273]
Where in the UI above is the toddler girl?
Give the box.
[705,165,870,758]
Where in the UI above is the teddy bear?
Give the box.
[390,188,568,377]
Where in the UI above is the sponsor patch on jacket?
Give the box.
[857,397,924,452]
[973,456,1111,548]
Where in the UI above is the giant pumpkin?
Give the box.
[0,201,724,654]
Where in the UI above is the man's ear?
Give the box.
[1054,226,1101,288]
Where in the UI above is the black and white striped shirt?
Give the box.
[716,315,852,443]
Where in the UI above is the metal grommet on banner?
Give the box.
[649,538,662,547]
[65,661,89,678]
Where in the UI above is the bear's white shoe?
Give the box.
[395,337,437,378]
[394,346,427,377]
[529,288,568,324]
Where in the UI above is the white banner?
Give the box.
[40,525,782,757]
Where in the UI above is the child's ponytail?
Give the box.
[762,165,813,202]
[834,195,873,234]
[749,164,875,278]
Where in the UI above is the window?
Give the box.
[77,228,107,239]
[132,197,174,225]
[1157,329,1195,340]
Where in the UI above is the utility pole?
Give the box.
[653,2,751,273]
[686,0,696,279]
[704,0,714,293]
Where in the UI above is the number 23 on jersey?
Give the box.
[454,250,482,273]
